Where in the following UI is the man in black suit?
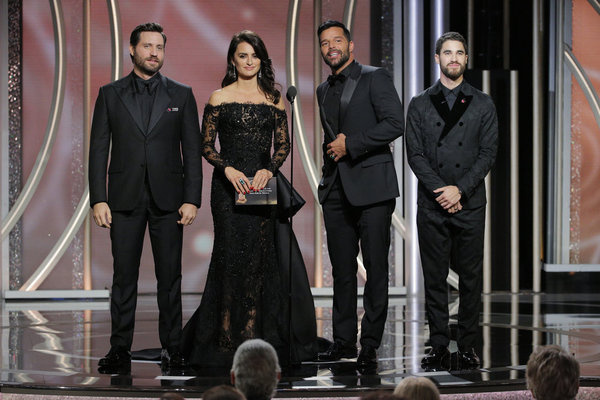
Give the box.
[315,20,404,368]
[405,32,498,370]
[89,22,202,373]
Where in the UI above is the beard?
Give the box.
[132,50,163,76]
[323,45,350,70]
[440,63,466,81]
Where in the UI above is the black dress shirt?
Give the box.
[133,73,160,132]
[323,61,355,138]
[440,80,465,110]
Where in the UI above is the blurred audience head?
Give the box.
[159,393,185,400]
[526,345,579,400]
[231,339,281,400]
[202,384,245,400]
[393,376,440,400]
[360,390,405,400]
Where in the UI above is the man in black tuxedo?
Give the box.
[89,22,202,373]
[406,32,498,370]
[315,20,404,368]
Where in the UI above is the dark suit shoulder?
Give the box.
[460,81,496,110]
[409,86,434,105]
[101,74,132,90]
[163,76,192,91]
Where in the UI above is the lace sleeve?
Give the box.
[201,104,228,171]
[268,108,291,172]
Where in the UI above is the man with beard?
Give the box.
[89,22,202,373]
[405,32,498,370]
[315,20,404,369]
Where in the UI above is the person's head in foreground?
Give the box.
[526,344,579,400]
[230,339,281,400]
[393,376,440,400]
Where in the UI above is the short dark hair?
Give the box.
[317,20,351,41]
[130,22,167,47]
[435,31,467,55]
[526,345,580,400]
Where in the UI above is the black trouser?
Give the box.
[417,205,485,351]
[322,180,395,348]
[109,182,183,352]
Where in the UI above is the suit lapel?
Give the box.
[147,74,171,135]
[318,84,337,142]
[116,73,145,135]
[431,82,473,141]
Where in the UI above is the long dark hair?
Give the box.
[221,30,281,104]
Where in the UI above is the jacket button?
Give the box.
[436,122,441,126]
[437,142,442,147]
[456,163,460,168]
[459,122,464,126]
[439,163,443,168]
[458,142,463,146]
[140,164,145,168]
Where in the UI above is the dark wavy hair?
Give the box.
[435,31,468,55]
[317,20,351,41]
[130,22,166,47]
[221,30,281,104]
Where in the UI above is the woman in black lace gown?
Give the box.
[181,31,317,369]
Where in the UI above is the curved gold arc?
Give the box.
[342,0,357,33]
[19,1,123,291]
[1,0,66,241]
[565,47,600,131]
[20,189,91,291]
[107,0,122,81]
[286,0,320,199]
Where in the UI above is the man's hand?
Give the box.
[447,201,463,214]
[92,202,112,228]
[178,203,198,225]
[433,185,461,210]
[326,133,347,162]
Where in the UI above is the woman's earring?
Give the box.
[234,67,237,79]
[258,69,262,79]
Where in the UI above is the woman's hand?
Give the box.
[252,169,273,191]
[225,166,250,194]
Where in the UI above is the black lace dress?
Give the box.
[181,102,317,368]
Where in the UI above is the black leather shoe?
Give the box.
[161,349,189,369]
[357,345,377,368]
[318,341,357,361]
[98,347,131,374]
[421,345,450,366]
[457,348,480,369]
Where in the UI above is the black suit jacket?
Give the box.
[89,72,202,212]
[316,62,404,206]
[405,80,498,209]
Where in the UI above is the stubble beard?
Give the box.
[324,47,350,71]
[133,51,163,76]
[441,63,466,81]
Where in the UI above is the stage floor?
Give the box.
[1,293,599,397]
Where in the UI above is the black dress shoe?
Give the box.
[318,341,357,361]
[161,349,189,369]
[457,348,480,369]
[98,347,131,374]
[357,345,377,368]
[421,345,450,366]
